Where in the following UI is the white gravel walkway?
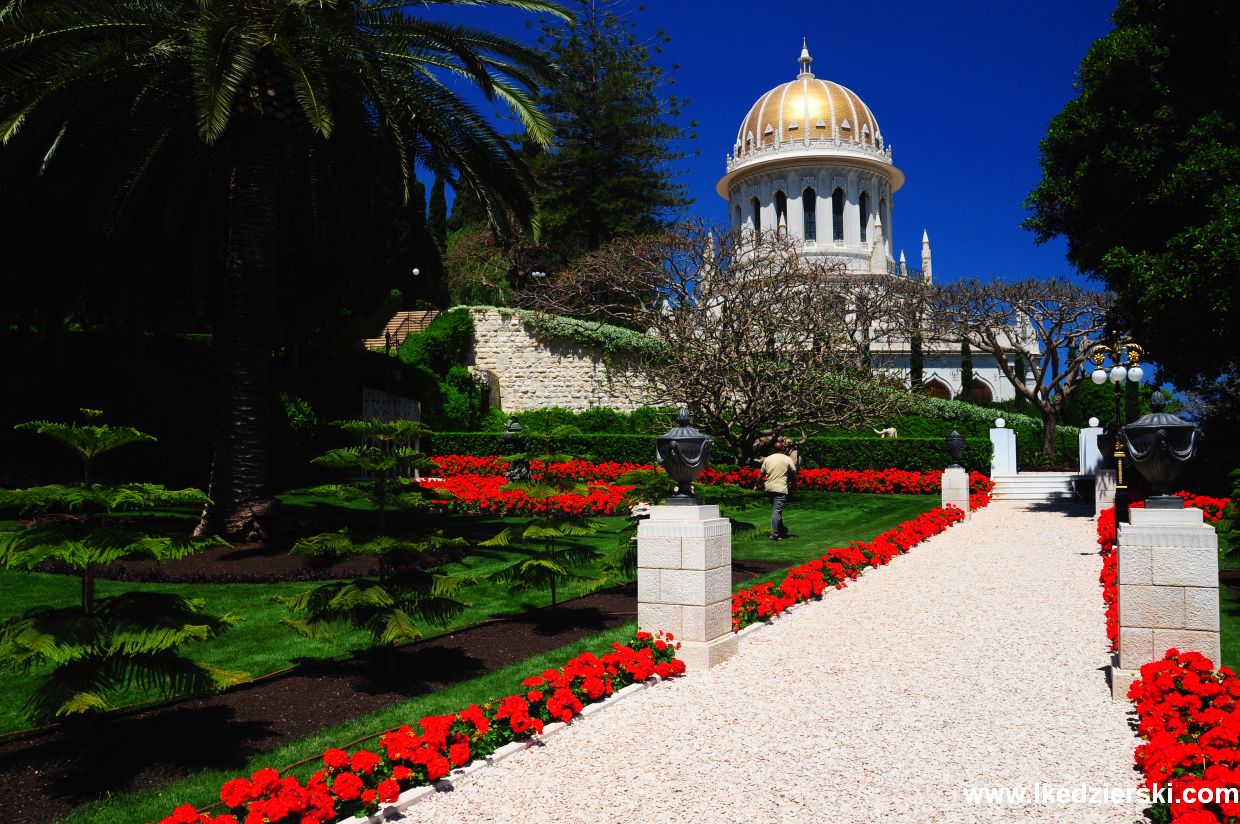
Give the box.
[396,502,1142,824]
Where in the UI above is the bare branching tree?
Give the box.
[530,223,912,465]
[928,277,1112,461]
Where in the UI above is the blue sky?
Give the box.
[426,0,1118,283]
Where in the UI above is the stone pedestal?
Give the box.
[1095,470,1116,517]
[941,466,970,519]
[990,426,1017,476]
[1110,507,1220,700]
[637,505,738,671]
[1079,426,1104,475]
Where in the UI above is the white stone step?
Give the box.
[990,473,1089,502]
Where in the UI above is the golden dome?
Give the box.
[734,44,883,158]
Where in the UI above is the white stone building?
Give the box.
[717,42,1033,403]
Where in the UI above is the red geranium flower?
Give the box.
[332,772,363,802]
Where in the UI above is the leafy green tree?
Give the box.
[279,419,468,664]
[1024,0,1240,392]
[533,0,693,265]
[0,0,568,541]
[0,411,240,731]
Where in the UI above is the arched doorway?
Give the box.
[922,378,951,400]
[970,378,994,405]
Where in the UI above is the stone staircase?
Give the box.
[363,310,440,352]
[990,472,1090,502]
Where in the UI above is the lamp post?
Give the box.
[1086,341,1145,522]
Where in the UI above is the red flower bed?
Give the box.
[700,466,994,498]
[159,632,683,824]
[419,474,635,517]
[1098,506,1119,652]
[1127,649,1240,823]
[430,456,996,503]
[731,506,969,632]
[430,455,649,483]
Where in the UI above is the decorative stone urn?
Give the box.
[1121,391,1201,508]
[654,409,714,506]
[944,430,966,469]
[501,416,532,482]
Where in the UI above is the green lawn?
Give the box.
[0,491,936,736]
[54,490,940,824]
[1220,585,1240,671]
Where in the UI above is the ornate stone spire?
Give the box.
[921,229,933,284]
[798,38,813,78]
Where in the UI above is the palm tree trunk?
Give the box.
[196,125,282,542]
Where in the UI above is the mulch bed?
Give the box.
[0,551,781,824]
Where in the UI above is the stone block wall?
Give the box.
[469,309,651,413]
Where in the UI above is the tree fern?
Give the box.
[279,420,470,666]
[481,430,603,606]
[0,413,239,729]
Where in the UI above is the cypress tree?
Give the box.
[428,176,448,252]
[1014,354,1029,411]
[960,341,974,404]
[909,333,924,392]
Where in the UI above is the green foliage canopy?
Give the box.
[1024,0,1240,390]
[532,0,693,264]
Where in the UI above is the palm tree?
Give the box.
[0,0,568,541]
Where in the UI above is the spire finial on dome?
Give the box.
[798,38,813,78]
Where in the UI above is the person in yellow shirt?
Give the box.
[759,439,797,540]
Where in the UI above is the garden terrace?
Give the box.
[0,477,938,823]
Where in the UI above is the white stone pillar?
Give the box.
[1111,506,1221,700]
[1095,469,1116,517]
[941,466,970,519]
[1079,419,1104,475]
[637,505,738,671]
[989,421,1017,476]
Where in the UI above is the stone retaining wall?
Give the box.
[469,309,650,413]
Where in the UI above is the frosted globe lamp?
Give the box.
[1091,368,1108,385]
[1088,417,1100,427]
[1109,365,1126,384]
[1127,365,1144,383]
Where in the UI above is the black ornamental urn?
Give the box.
[1120,391,1201,508]
[655,409,714,505]
[945,430,966,469]
[502,416,532,483]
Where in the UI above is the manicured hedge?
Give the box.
[796,437,992,474]
[428,433,992,473]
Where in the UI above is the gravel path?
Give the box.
[396,502,1142,824]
